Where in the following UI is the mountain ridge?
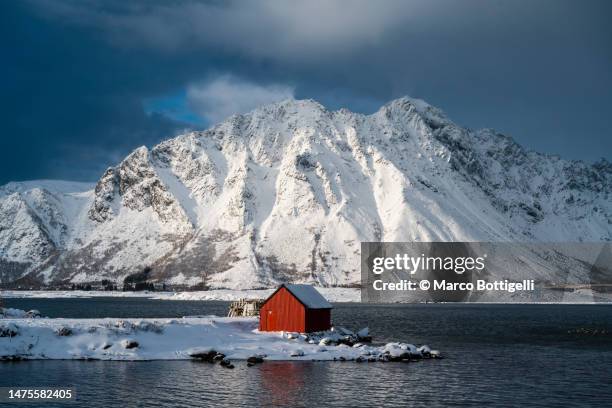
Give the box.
[1,97,610,291]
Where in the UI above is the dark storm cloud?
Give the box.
[1,0,610,184]
[0,2,194,183]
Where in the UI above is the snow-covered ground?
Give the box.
[0,288,361,302]
[152,288,360,302]
[0,314,436,362]
[0,290,167,299]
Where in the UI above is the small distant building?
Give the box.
[259,284,332,333]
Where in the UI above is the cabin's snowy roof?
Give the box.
[284,284,333,309]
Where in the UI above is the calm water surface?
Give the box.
[1,298,611,407]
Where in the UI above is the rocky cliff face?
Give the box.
[1,98,610,289]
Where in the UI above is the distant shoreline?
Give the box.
[0,288,361,303]
[3,288,612,304]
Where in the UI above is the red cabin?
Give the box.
[259,284,332,333]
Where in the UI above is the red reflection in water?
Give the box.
[257,362,311,406]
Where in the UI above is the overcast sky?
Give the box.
[1,0,611,184]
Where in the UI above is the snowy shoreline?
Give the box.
[2,288,610,304]
[0,315,438,362]
[0,288,361,302]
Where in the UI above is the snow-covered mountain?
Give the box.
[1,97,610,289]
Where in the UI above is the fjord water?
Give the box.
[1,299,611,407]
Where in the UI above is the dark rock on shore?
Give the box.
[122,340,139,349]
[0,324,19,337]
[247,356,264,364]
[190,350,218,362]
[220,359,234,369]
[55,327,73,337]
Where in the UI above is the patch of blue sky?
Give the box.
[143,91,206,127]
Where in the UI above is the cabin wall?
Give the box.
[305,308,331,332]
[259,287,306,332]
